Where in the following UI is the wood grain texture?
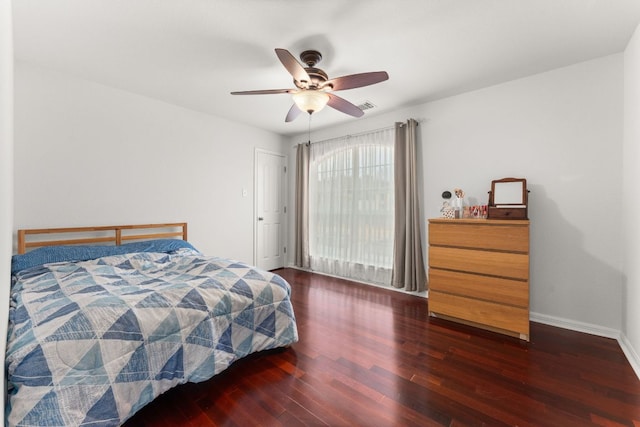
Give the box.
[17,222,188,253]
[428,219,529,253]
[429,268,528,307]
[124,269,640,427]
[429,246,529,280]
[428,291,530,334]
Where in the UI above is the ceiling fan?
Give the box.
[231,48,389,122]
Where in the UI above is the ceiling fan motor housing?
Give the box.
[295,50,328,89]
[296,68,328,89]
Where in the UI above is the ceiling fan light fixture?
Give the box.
[292,90,330,114]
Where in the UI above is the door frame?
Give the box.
[253,148,288,268]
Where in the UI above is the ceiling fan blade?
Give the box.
[327,93,364,118]
[275,48,311,84]
[231,89,295,95]
[285,104,303,122]
[324,71,389,91]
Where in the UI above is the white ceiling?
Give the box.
[12,0,640,136]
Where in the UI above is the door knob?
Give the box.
[258,217,264,221]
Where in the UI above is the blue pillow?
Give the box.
[11,239,197,275]
[118,239,197,255]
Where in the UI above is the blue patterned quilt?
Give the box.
[6,248,298,426]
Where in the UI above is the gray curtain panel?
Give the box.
[294,143,310,268]
[391,119,427,291]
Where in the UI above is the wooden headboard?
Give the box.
[17,223,188,254]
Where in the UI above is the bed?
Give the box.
[6,223,299,426]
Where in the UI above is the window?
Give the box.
[309,128,394,285]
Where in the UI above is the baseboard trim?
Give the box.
[531,311,640,380]
[619,333,640,381]
[530,312,620,339]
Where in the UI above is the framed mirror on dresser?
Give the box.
[488,177,528,219]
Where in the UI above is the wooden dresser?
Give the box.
[428,218,530,341]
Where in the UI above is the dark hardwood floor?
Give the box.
[124,268,640,426]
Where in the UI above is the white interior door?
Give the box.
[255,150,286,270]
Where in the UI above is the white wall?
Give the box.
[623,22,640,374]
[289,54,624,334]
[0,1,13,425]
[14,62,287,264]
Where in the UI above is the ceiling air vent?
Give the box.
[357,101,376,111]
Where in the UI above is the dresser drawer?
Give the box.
[429,291,530,336]
[429,268,528,308]
[429,246,529,280]
[429,221,528,253]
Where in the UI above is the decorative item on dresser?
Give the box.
[487,177,529,219]
[428,218,530,341]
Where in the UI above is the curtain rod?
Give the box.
[294,119,422,147]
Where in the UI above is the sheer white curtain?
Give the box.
[309,128,394,285]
